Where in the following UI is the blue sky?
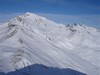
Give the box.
[0,0,100,28]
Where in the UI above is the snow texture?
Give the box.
[0,12,100,75]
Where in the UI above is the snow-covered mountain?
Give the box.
[0,12,100,75]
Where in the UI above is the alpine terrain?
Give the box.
[0,12,100,75]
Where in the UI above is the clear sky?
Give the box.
[0,0,100,28]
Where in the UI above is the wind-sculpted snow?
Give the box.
[0,12,100,75]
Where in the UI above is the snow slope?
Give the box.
[0,12,100,75]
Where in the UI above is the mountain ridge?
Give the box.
[0,12,100,75]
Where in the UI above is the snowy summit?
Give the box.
[0,12,100,75]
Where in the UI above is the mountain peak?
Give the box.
[26,12,34,15]
[0,12,100,75]
[7,12,48,28]
[24,12,39,17]
[23,12,46,20]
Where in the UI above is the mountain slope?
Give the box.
[0,12,100,75]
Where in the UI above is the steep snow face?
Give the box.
[66,24,100,66]
[0,12,100,75]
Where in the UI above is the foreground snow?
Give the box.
[0,12,100,75]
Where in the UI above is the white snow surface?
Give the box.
[0,12,100,75]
